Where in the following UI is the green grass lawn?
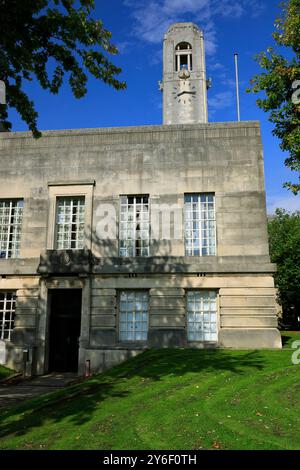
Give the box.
[0,365,14,381]
[0,332,300,450]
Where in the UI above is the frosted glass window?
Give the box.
[119,196,149,257]
[184,194,216,256]
[0,292,16,341]
[119,291,149,341]
[55,197,85,249]
[187,291,218,342]
[0,200,23,259]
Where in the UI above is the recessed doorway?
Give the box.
[48,289,82,373]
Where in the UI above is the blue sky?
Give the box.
[8,0,300,214]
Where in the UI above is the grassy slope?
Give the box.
[0,332,300,450]
[0,365,14,381]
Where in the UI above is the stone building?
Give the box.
[0,23,281,376]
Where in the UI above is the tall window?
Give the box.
[55,197,85,249]
[0,200,23,259]
[184,194,216,256]
[187,291,218,342]
[175,42,193,72]
[119,291,149,341]
[0,292,16,341]
[119,195,150,257]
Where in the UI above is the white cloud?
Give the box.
[124,0,265,56]
[163,0,209,15]
[149,48,163,66]
[203,22,217,56]
[248,0,265,18]
[208,62,224,71]
[124,0,214,53]
[208,91,234,114]
[214,0,245,18]
[267,195,300,215]
[220,77,247,89]
[220,78,236,88]
[116,41,132,54]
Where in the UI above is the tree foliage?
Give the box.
[249,0,300,194]
[268,209,300,327]
[0,0,126,137]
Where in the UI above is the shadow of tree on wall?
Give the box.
[7,220,200,376]
[0,347,266,440]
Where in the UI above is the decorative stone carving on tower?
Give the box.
[161,23,208,125]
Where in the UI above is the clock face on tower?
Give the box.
[172,81,197,104]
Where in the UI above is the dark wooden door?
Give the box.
[48,289,82,372]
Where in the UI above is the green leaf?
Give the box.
[0,0,126,137]
[248,0,300,193]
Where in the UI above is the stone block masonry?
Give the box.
[0,121,281,375]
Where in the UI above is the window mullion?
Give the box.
[9,201,14,258]
[213,199,216,256]
[4,293,7,340]
[133,296,136,341]
[134,197,137,257]
[198,195,202,256]
[5,201,12,258]
[126,200,129,257]
[148,196,150,256]
[0,301,4,340]
[69,199,73,249]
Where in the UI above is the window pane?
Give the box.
[187,291,218,342]
[184,193,216,256]
[0,292,16,341]
[55,197,85,250]
[0,200,23,259]
[119,196,150,257]
[119,291,149,341]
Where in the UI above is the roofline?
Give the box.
[0,121,261,140]
[166,22,203,34]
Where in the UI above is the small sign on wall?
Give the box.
[0,81,6,105]
[0,340,6,365]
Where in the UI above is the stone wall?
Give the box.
[0,277,40,373]
[0,122,269,260]
[83,273,281,373]
[0,122,281,374]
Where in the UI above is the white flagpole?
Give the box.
[234,53,241,121]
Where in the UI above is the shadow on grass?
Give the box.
[281,331,300,348]
[108,348,265,381]
[0,349,265,441]
[281,335,291,347]
[0,365,14,381]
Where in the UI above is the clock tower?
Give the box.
[161,23,208,125]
